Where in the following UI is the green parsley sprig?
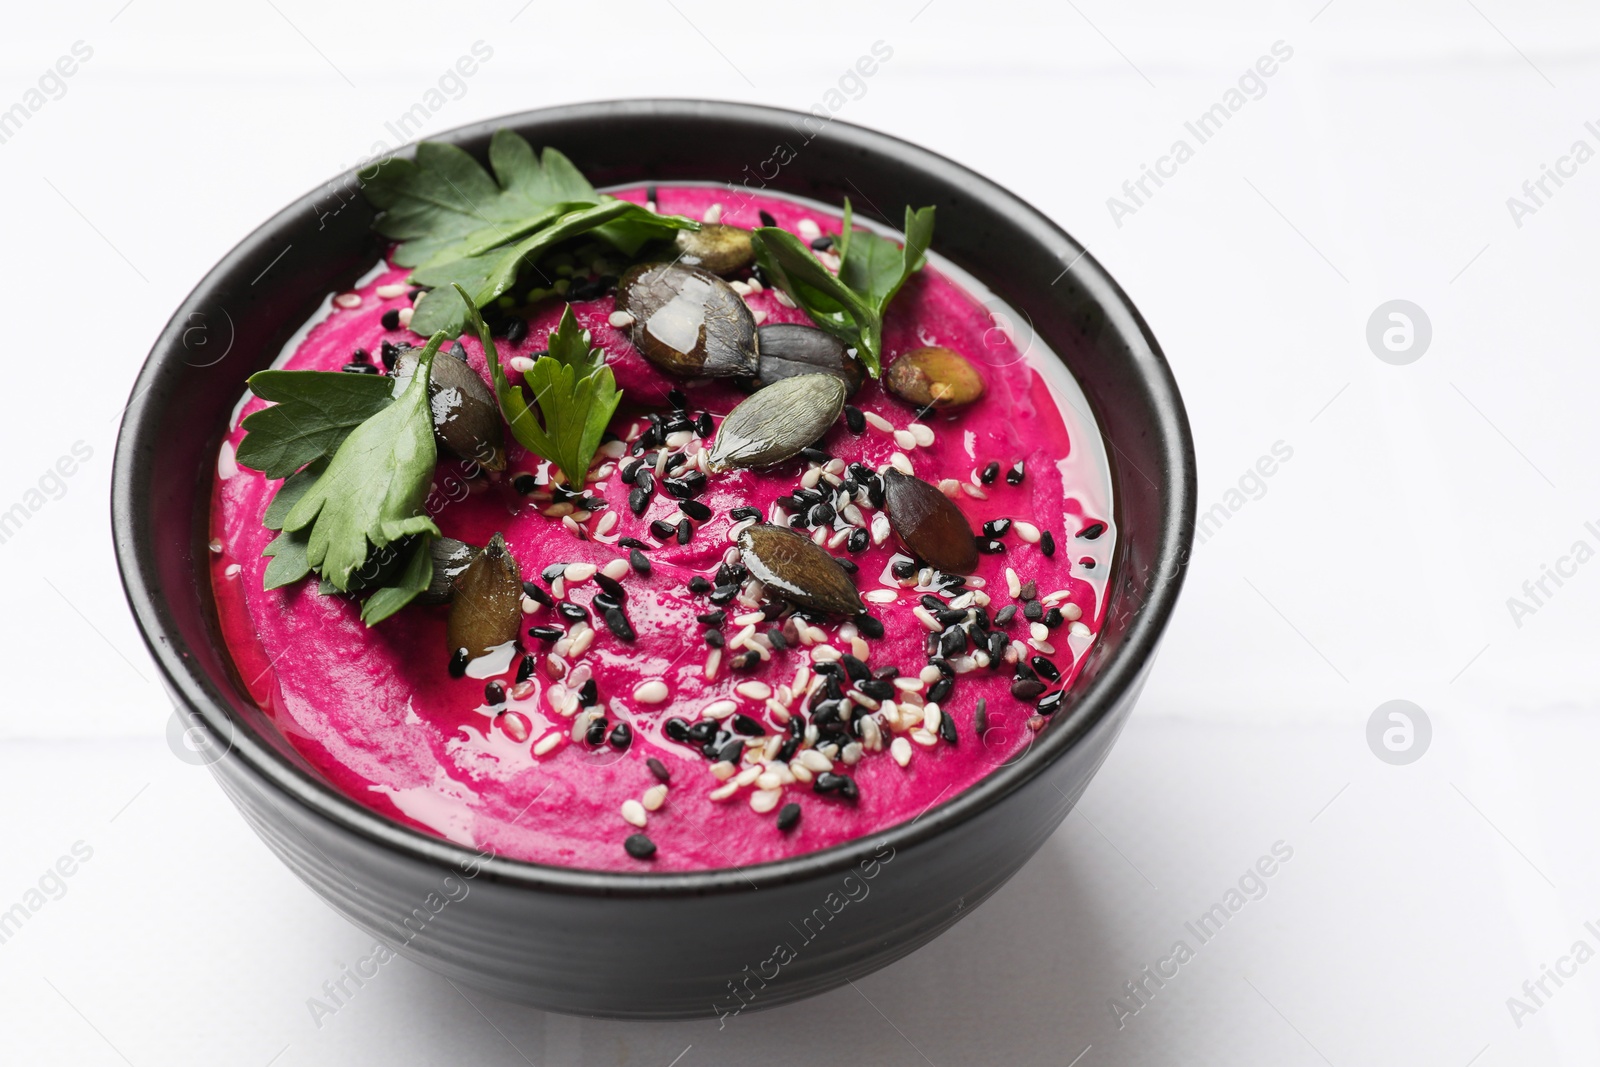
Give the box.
[365,130,698,336]
[239,330,452,624]
[456,284,621,489]
[749,200,935,376]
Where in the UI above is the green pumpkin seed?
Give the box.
[395,347,506,471]
[674,223,755,275]
[738,524,863,615]
[884,345,986,409]
[881,468,979,574]
[447,533,522,659]
[745,323,863,395]
[616,262,759,377]
[419,536,479,605]
[707,373,847,470]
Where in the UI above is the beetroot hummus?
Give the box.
[209,186,1114,872]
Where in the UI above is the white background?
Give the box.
[3,1,1599,1063]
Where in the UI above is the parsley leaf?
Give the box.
[365,129,698,337]
[359,536,434,625]
[750,202,936,377]
[279,331,449,590]
[236,372,393,479]
[459,284,621,489]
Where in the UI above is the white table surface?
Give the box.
[5,1,1600,1062]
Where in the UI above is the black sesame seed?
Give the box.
[620,458,642,485]
[939,627,967,657]
[609,722,633,750]
[708,585,739,606]
[935,609,968,628]
[716,738,744,764]
[857,614,884,639]
[994,604,1017,626]
[974,698,989,734]
[704,629,725,648]
[628,549,651,576]
[647,757,671,783]
[676,518,693,544]
[664,717,691,743]
[603,606,635,641]
[541,563,567,584]
[1011,677,1046,701]
[986,630,1009,661]
[666,388,688,411]
[679,499,712,522]
[515,654,536,683]
[686,720,716,743]
[594,572,626,600]
[505,318,528,345]
[650,519,678,541]
[1024,600,1044,622]
[628,486,650,516]
[978,538,1006,555]
[846,527,869,553]
[1040,531,1056,558]
[341,359,379,374]
[522,581,552,606]
[696,411,713,437]
[938,710,958,744]
[927,677,953,704]
[688,576,713,595]
[624,833,656,860]
[983,518,1013,538]
[891,560,918,581]
[696,609,726,626]
[1031,656,1062,683]
[729,506,761,521]
[448,647,470,678]
[528,625,563,642]
[758,209,778,228]
[1078,557,1096,570]
[381,308,401,331]
[732,714,765,737]
[767,626,788,650]
[777,802,801,831]
[484,681,506,706]
[858,679,895,701]
[1044,607,1064,629]
[579,679,598,705]
[776,736,800,763]
[1037,690,1065,716]
[1079,521,1106,540]
[799,445,831,464]
[980,460,1000,485]
[809,234,834,251]
[557,602,589,623]
[1020,579,1037,600]
[730,650,760,671]
[586,717,609,746]
[379,341,400,370]
[844,405,866,435]
[512,473,538,495]
[1006,460,1026,486]
[448,340,468,361]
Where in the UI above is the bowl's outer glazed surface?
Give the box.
[114,100,1195,1017]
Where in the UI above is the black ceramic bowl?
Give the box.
[113,100,1195,1019]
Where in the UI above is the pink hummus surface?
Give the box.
[209,186,1113,872]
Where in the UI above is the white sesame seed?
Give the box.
[507,355,533,374]
[334,291,362,309]
[1069,620,1092,637]
[850,636,870,660]
[797,749,832,773]
[871,513,892,545]
[601,558,629,581]
[756,770,783,791]
[704,648,722,679]
[948,591,976,610]
[710,760,738,781]
[621,799,648,828]
[890,453,914,474]
[543,503,574,518]
[751,308,768,324]
[397,306,414,328]
[863,410,894,433]
[734,765,762,787]
[733,610,765,627]
[1014,521,1041,543]
[774,289,796,308]
[908,423,935,447]
[962,483,989,500]
[696,700,735,722]
[1042,589,1073,605]
[1029,639,1056,655]
[893,429,917,451]
[797,217,821,240]
[534,732,563,756]
[562,515,584,538]
[800,467,822,489]
[375,283,408,298]
[750,789,781,813]
[730,279,752,296]
[1062,602,1083,621]
[1005,568,1021,597]
[923,704,942,733]
[1030,622,1049,642]
[570,709,599,743]
[911,727,939,747]
[521,595,541,614]
[938,478,962,497]
[863,588,898,605]
[727,518,756,542]
[634,679,669,704]
[709,781,739,801]
[891,736,913,767]
[735,681,772,700]
[607,309,635,329]
[810,644,841,663]
[703,202,723,223]
[638,784,667,812]
[564,562,597,583]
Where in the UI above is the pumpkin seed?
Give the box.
[707,373,847,470]
[395,346,506,470]
[418,536,479,605]
[673,223,755,275]
[881,468,979,574]
[884,346,986,409]
[616,262,759,377]
[738,523,863,615]
[447,532,522,660]
[745,323,863,395]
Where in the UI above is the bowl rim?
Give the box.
[113,98,1196,897]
